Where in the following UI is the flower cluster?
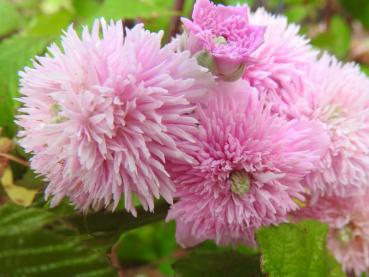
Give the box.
[18,20,213,215]
[17,0,369,275]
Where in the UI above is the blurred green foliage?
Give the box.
[0,0,369,276]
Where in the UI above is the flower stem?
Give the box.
[0,153,29,167]
[169,0,186,39]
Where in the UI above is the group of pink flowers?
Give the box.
[17,0,369,275]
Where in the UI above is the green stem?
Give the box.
[64,201,170,238]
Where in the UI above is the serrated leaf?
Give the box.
[173,249,262,277]
[0,34,50,137]
[256,220,345,277]
[0,0,23,36]
[0,204,55,236]
[0,231,114,277]
[0,204,114,277]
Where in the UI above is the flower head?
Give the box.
[17,19,213,215]
[181,0,266,80]
[167,80,329,247]
[294,192,369,276]
[244,8,316,117]
[302,54,369,197]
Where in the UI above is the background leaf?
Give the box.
[0,0,23,36]
[0,204,115,276]
[227,0,255,6]
[173,249,262,277]
[312,15,351,59]
[0,34,50,137]
[256,220,345,277]
[93,0,174,20]
[339,0,369,29]
[26,9,74,36]
[0,204,55,236]
[0,231,114,277]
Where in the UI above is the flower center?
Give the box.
[213,35,227,45]
[329,105,342,120]
[337,225,353,245]
[230,170,251,196]
[318,104,343,122]
[50,103,67,123]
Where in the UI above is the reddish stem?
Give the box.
[169,0,186,39]
[0,153,29,167]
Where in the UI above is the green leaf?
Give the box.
[328,16,351,59]
[256,220,345,277]
[312,15,351,59]
[0,204,55,236]
[285,4,309,23]
[173,249,262,277]
[0,230,114,277]
[227,0,255,6]
[0,0,23,36]
[339,0,369,29]
[93,0,174,20]
[1,231,114,276]
[0,204,115,276]
[73,0,101,18]
[117,221,176,263]
[16,169,45,189]
[0,34,50,137]
[360,64,369,76]
[41,0,73,14]
[26,10,74,36]
[65,201,169,239]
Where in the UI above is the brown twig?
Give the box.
[169,0,186,39]
[0,153,29,167]
[324,0,334,28]
[110,243,125,277]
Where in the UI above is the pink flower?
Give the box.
[181,0,266,80]
[294,192,369,276]
[166,80,330,247]
[17,19,213,215]
[244,8,316,117]
[301,54,369,197]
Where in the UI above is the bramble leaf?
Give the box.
[256,220,345,277]
[0,204,115,276]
